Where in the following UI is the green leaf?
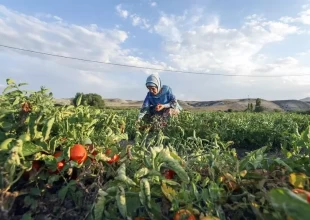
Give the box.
[49,136,58,153]
[94,189,106,220]
[116,186,127,218]
[125,192,141,217]
[12,96,20,105]
[76,94,83,106]
[139,178,151,209]
[0,121,13,131]
[30,188,41,196]
[301,126,310,143]
[42,117,55,141]
[21,212,33,220]
[162,179,181,186]
[29,115,38,140]
[274,158,292,172]
[239,146,268,170]
[158,148,190,184]
[22,142,45,157]
[0,138,14,150]
[2,85,15,94]
[6,78,15,85]
[134,167,149,179]
[18,83,28,87]
[58,185,69,203]
[269,188,310,220]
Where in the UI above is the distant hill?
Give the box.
[273,100,310,112]
[53,97,310,112]
[300,97,310,102]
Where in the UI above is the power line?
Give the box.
[0,44,309,78]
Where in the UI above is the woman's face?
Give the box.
[147,86,158,95]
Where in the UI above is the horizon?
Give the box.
[1,0,310,101]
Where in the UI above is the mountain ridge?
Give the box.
[54,97,310,112]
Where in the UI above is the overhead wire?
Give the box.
[0,44,309,78]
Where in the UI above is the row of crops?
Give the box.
[1,79,310,220]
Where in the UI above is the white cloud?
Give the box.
[115,4,151,30]
[130,14,150,29]
[116,4,128,19]
[149,8,310,100]
[153,11,300,77]
[150,2,157,7]
[280,5,310,25]
[0,4,165,99]
[1,3,310,101]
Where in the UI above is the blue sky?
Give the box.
[1,0,310,101]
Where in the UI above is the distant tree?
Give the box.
[254,98,264,112]
[246,103,254,112]
[250,103,254,112]
[73,92,105,109]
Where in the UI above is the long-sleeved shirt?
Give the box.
[138,85,182,119]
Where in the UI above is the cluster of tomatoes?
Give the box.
[28,143,120,178]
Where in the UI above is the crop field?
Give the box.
[1,79,310,220]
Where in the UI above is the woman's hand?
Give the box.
[135,119,141,128]
[155,104,165,111]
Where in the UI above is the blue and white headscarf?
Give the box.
[146,74,161,89]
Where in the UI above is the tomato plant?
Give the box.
[1,78,310,220]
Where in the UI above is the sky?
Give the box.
[1,0,310,101]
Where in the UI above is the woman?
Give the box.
[137,74,182,122]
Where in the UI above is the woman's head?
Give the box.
[146,74,161,95]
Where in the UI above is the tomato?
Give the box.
[54,151,65,170]
[32,160,42,172]
[70,144,87,164]
[105,149,112,156]
[48,151,65,174]
[173,209,196,220]
[292,189,310,203]
[107,154,120,164]
[164,169,176,179]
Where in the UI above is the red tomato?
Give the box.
[32,160,42,172]
[70,144,87,164]
[173,209,196,220]
[292,189,310,203]
[48,151,65,174]
[107,154,120,164]
[54,151,65,170]
[164,169,176,179]
[105,149,112,156]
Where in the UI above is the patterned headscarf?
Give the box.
[145,74,162,89]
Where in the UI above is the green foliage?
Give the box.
[1,78,310,219]
[73,92,105,109]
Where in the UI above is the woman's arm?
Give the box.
[163,87,177,108]
[138,94,150,120]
